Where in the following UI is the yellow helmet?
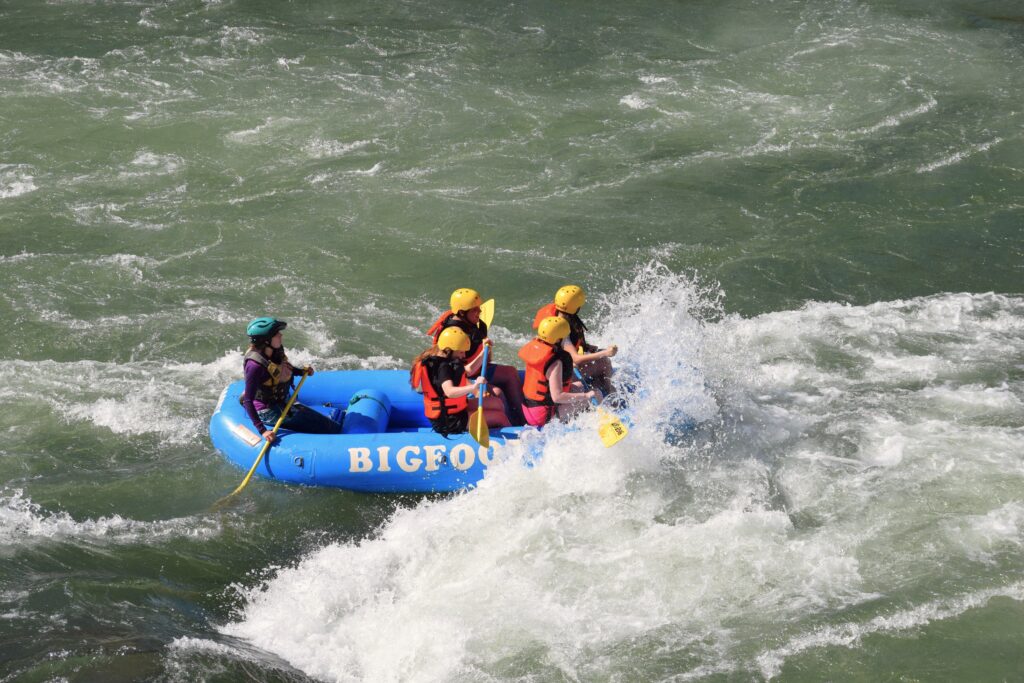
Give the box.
[450,288,482,313]
[537,316,570,345]
[437,327,471,352]
[554,285,585,315]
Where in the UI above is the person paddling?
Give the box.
[532,285,617,395]
[241,317,342,441]
[518,316,602,427]
[411,328,509,436]
[425,288,526,426]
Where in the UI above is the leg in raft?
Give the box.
[467,396,511,428]
[486,363,527,426]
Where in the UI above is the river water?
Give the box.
[2,0,1023,680]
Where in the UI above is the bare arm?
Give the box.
[547,361,598,405]
[442,376,485,399]
[463,343,488,376]
[562,339,617,365]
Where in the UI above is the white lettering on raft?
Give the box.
[349,447,373,473]
[347,443,499,473]
[396,446,422,472]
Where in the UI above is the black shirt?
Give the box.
[434,356,466,390]
[441,316,488,359]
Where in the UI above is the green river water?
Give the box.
[1,0,1023,680]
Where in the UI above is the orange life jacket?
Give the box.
[532,303,559,329]
[426,311,457,341]
[416,356,468,419]
[533,303,592,352]
[518,338,573,407]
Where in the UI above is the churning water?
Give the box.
[2,0,1022,680]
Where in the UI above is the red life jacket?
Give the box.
[426,311,486,367]
[416,356,468,419]
[518,338,573,407]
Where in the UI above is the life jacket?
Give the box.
[532,305,593,352]
[241,349,291,405]
[426,311,487,366]
[532,303,559,329]
[518,338,573,407]
[416,355,469,420]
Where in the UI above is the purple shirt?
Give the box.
[241,359,277,433]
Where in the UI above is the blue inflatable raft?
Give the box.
[209,370,527,494]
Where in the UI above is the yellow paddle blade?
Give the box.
[597,408,628,448]
[469,407,489,448]
[479,298,495,328]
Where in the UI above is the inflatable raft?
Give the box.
[209,370,526,493]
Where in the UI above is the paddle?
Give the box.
[573,367,628,447]
[479,298,494,328]
[469,343,490,448]
[466,298,495,448]
[213,368,311,508]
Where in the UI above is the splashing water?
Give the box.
[223,267,1024,681]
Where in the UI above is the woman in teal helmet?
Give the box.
[241,317,342,440]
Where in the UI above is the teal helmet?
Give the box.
[247,316,287,342]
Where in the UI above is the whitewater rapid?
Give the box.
[204,269,1024,682]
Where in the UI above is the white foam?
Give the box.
[639,75,674,85]
[218,26,265,49]
[865,434,905,467]
[303,138,375,159]
[163,636,276,681]
[916,382,1023,418]
[118,151,185,178]
[947,501,1024,561]
[226,117,299,143]
[92,253,160,282]
[619,94,650,110]
[0,489,221,547]
[65,391,191,440]
[347,162,383,176]
[756,581,1024,679]
[0,164,38,199]
[168,636,243,656]
[855,96,936,134]
[11,353,243,443]
[917,137,1003,173]
[70,201,166,230]
[218,267,1024,681]
[0,251,47,264]
[224,435,868,680]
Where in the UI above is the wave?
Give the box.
[0,489,222,548]
[222,265,1024,681]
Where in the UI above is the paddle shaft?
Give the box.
[223,368,310,500]
[475,343,490,411]
[573,367,600,406]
